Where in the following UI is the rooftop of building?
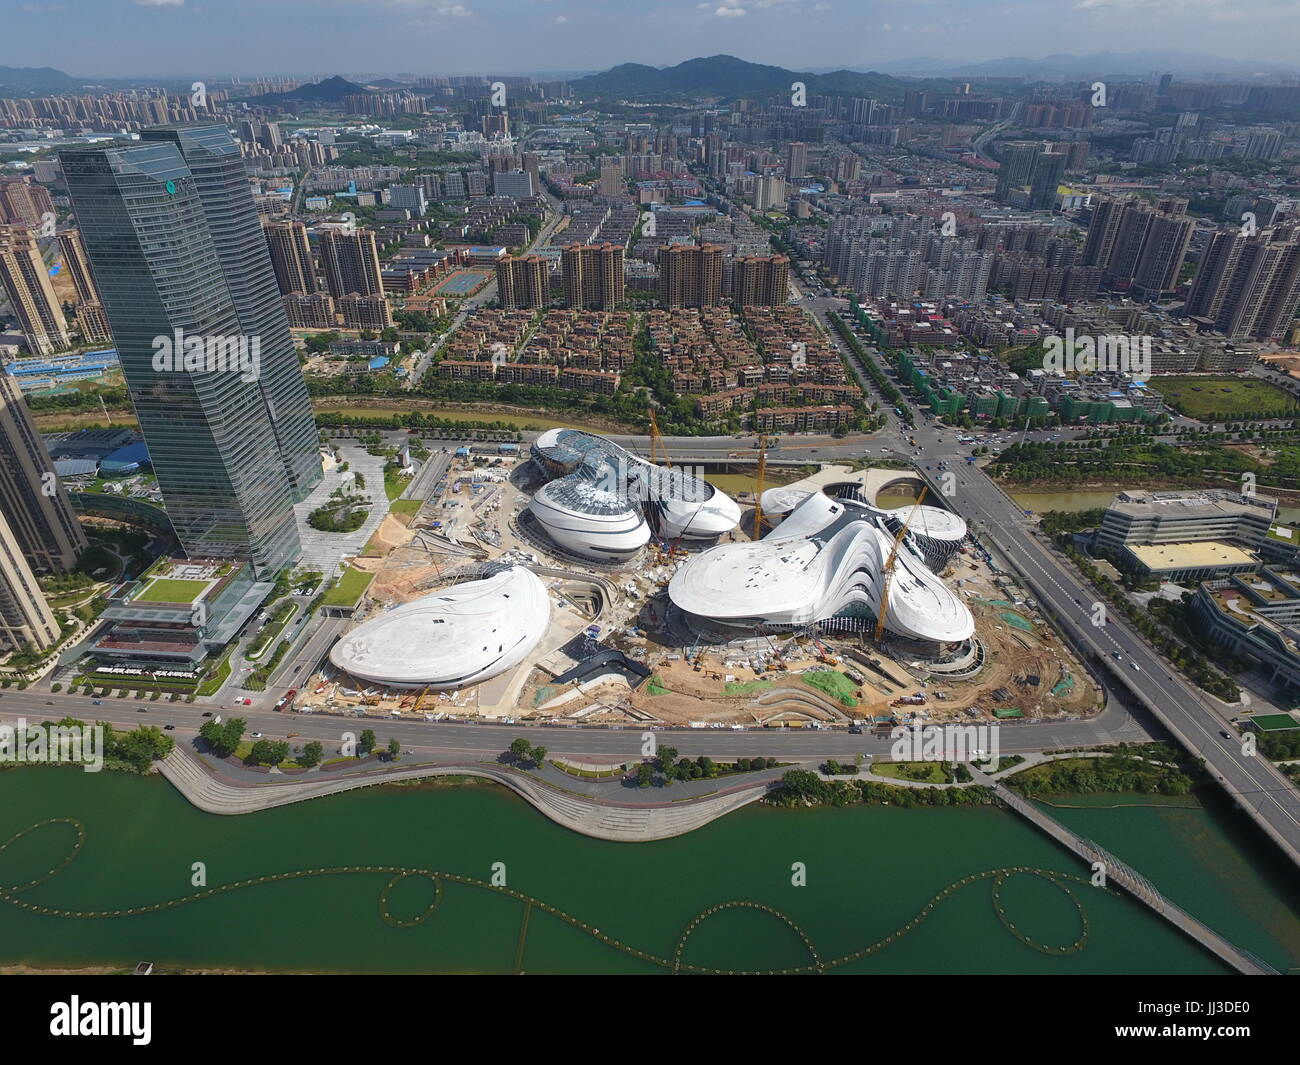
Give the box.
[1127,540,1258,572]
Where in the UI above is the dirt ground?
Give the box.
[1261,353,1300,379]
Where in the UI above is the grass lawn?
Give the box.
[802,668,859,707]
[388,498,422,519]
[321,565,374,608]
[1149,376,1300,421]
[139,578,209,604]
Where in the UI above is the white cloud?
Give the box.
[716,1,747,15]
[134,0,186,7]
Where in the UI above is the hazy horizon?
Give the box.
[6,0,1300,81]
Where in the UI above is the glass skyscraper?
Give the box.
[61,135,304,578]
[140,125,321,499]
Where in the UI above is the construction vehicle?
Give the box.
[410,684,431,715]
[875,486,928,644]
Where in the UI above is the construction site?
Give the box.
[295,428,1103,731]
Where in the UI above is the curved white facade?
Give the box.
[669,493,974,644]
[329,566,550,690]
[528,478,650,562]
[528,428,739,560]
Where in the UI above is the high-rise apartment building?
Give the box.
[0,223,70,356]
[1186,225,1300,340]
[496,254,550,310]
[317,226,386,299]
[0,372,86,573]
[0,513,59,651]
[283,291,337,329]
[338,293,394,330]
[0,179,54,227]
[493,169,535,199]
[659,243,725,308]
[61,137,303,577]
[786,141,808,180]
[140,125,321,500]
[561,243,624,309]
[1083,197,1193,296]
[732,255,791,307]
[55,228,101,305]
[995,142,1066,210]
[264,220,319,295]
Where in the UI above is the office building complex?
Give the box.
[659,243,724,308]
[0,223,70,356]
[1096,489,1275,581]
[61,136,303,577]
[495,254,550,310]
[140,125,321,500]
[0,372,87,573]
[561,242,624,309]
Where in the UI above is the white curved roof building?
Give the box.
[528,477,650,562]
[761,482,967,569]
[669,493,973,645]
[528,428,740,562]
[329,566,550,690]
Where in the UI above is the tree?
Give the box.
[530,745,547,765]
[249,739,289,766]
[359,729,377,755]
[387,737,401,761]
[636,762,654,788]
[508,737,532,762]
[200,717,245,757]
[298,741,324,768]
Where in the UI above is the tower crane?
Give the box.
[874,486,928,644]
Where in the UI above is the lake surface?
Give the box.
[1,769,1296,974]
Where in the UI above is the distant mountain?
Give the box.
[871,50,1300,80]
[248,75,368,104]
[573,54,917,101]
[0,65,83,94]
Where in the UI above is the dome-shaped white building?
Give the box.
[527,477,650,562]
[329,566,550,690]
[528,428,739,561]
[669,493,973,646]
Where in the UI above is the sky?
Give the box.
[4,0,1300,79]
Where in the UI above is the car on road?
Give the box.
[1132,663,1141,671]
[92,699,103,705]
[1112,651,1123,661]
[136,707,147,713]
[1220,730,1231,739]
[848,725,863,734]
[201,711,212,717]
[250,732,263,739]
[164,724,175,730]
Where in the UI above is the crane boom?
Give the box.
[874,486,928,643]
